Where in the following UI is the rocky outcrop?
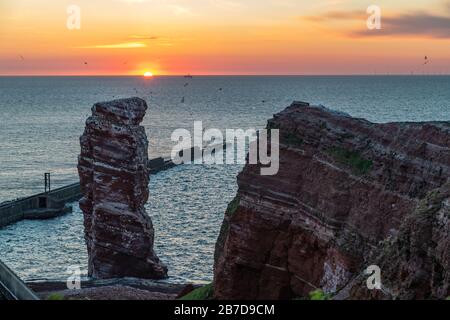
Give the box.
[214,102,450,300]
[78,97,167,280]
[344,182,449,300]
[28,278,194,300]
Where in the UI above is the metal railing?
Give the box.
[0,259,39,300]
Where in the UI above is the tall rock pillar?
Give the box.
[78,97,167,279]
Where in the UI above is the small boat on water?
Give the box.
[184,74,193,79]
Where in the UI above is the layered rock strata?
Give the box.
[214,102,449,300]
[78,97,167,279]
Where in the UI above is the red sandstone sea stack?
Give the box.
[77,97,167,279]
[214,102,449,300]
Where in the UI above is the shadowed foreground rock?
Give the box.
[28,278,194,300]
[78,97,167,279]
[214,102,450,300]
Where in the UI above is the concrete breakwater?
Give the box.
[0,183,81,229]
[0,141,227,229]
[0,156,176,229]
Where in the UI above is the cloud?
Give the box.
[129,35,159,40]
[126,35,193,47]
[114,0,192,15]
[76,42,147,49]
[354,12,450,39]
[304,10,365,22]
[209,0,244,10]
[115,0,152,3]
[305,7,450,39]
[168,4,191,15]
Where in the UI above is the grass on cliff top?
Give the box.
[179,283,214,300]
[47,293,65,300]
[293,289,331,300]
[309,289,331,300]
[226,196,240,217]
[328,147,373,175]
[283,133,303,147]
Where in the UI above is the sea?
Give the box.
[0,75,449,283]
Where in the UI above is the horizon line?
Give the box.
[1,73,450,77]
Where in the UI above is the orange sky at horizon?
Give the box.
[1,0,450,75]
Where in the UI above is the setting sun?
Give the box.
[143,72,154,78]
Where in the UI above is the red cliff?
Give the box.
[78,97,167,279]
[214,102,449,300]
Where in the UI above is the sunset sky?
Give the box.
[1,0,450,75]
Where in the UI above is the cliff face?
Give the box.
[78,97,167,280]
[214,102,450,300]
[346,182,449,299]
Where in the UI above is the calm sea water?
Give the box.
[0,76,449,283]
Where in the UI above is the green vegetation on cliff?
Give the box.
[308,289,331,300]
[328,147,373,175]
[283,133,303,146]
[179,283,214,300]
[47,293,65,300]
[214,196,240,264]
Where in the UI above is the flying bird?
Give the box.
[423,56,429,65]
[19,55,25,61]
